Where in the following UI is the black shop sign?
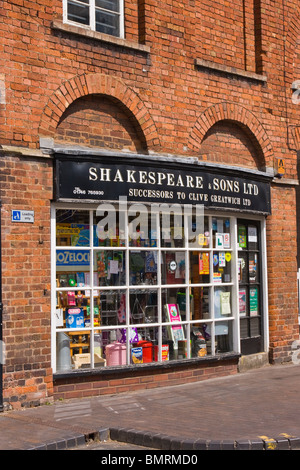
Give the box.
[55,155,271,215]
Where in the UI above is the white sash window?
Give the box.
[63,0,124,38]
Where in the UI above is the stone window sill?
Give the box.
[53,352,241,380]
[51,20,150,54]
[195,58,267,83]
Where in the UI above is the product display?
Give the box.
[54,210,262,371]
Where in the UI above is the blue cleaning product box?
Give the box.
[66,308,84,328]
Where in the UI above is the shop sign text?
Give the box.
[56,157,271,215]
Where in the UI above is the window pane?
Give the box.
[129,250,158,285]
[160,212,184,248]
[250,317,261,337]
[161,287,186,321]
[188,215,209,248]
[95,10,120,36]
[96,290,126,326]
[94,209,126,247]
[190,251,210,284]
[240,317,248,339]
[161,251,185,285]
[128,210,157,248]
[213,250,232,283]
[176,334,189,359]
[95,0,119,12]
[212,217,231,249]
[129,289,158,324]
[214,286,232,318]
[191,324,211,358]
[56,209,90,246]
[67,1,90,25]
[94,250,126,286]
[215,321,233,353]
[131,327,158,364]
[190,286,211,320]
[56,287,92,326]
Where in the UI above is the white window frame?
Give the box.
[63,0,125,39]
[51,203,268,373]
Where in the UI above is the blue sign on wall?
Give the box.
[12,210,34,223]
[56,250,90,266]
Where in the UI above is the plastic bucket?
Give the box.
[138,340,153,363]
[106,342,127,366]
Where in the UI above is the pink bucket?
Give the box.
[106,342,127,366]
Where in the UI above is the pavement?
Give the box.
[1,362,300,451]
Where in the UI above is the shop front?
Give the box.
[52,153,271,394]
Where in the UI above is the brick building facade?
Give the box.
[0,0,299,410]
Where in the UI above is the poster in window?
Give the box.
[248,226,258,250]
[165,304,185,349]
[223,233,230,249]
[216,233,223,249]
[239,288,247,316]
[220,292,231,315]
[249,253,258,283]
[213,272,222,283]
[199,252,209,275]
[219,252,226,267]
[250,287,258,316]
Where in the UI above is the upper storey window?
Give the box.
[64,0,124,38]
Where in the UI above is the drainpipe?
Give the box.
[0,200,3,412]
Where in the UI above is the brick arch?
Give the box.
[188,102,273,168]
[38,73,160,149]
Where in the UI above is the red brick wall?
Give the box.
[1,0,300,408]
[267,184,299,363]
[0,156,53,409]
[194,0,256,71]
[0,0,297,171]
[54,358,239,400]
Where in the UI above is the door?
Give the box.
[237,220,263,355]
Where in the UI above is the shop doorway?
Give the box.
[237,220,264,355]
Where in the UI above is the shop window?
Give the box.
[53,205,264,372]
[64,0,124,37]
